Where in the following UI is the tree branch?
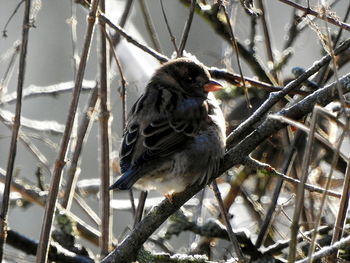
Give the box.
[278,0,350,31]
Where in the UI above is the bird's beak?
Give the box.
[203,80,223,92]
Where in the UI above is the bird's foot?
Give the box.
[165,193,174,203]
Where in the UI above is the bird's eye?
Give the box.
[187,76,195,83]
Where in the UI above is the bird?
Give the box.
[109,58,226,200]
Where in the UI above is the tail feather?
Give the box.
[109,169,141,190]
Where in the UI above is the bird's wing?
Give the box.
[115,89,209,189]
[168,97,209,136]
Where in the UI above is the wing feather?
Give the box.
[117,86,210,188]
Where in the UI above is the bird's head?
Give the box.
[150,58,223,98]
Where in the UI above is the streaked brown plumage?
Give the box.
[110,58,226,197]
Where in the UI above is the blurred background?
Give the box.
[0,0,349,262]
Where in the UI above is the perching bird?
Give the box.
[109,58,226,199]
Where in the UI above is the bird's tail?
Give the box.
[108,168,141,190]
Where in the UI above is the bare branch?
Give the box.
[0,0,32,258]
[100,14,168,63]
[0,109,64,135]
[178,0,196,56]
[226,37,350,148]
[7,229,94,263]
[98,0,112,254]
[36,0,101,261]
[243,157,341,198]
[278,0,350,31]
[61,86,99,210]
[160,0,179,56]
[139,0,162,52]
[211,181,244,260]
[0,80,96,105]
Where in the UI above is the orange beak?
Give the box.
[203,80,223,92]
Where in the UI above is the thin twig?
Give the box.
[268,114,348,164]
[0,169,103,246]
[248,15,258,53]
[333,4,350,46]
[315,3,350,86]
[139,0,162,52]
[288,107,318,263]
[296,234,350,263]
[36,1,101,262]
[101,30,127,127]
[112,0,134,47]
[0,0,31,259]
[160,0,179,56]
[178,0,196,56]
[243,157,341,198]
[100,14,168,63]
[0,41,21,93]
[69,0,79,77]
[0,80,96,105]
[209,68,309,96]
[0,113,52,173]
[178,0,271,83]
[254,133,300,248]
[73,193,101,226]
[61,86,99,210]
[307,12,349,260]
[220,3,251,108]
[99,0,112,255]
[211,181,245,261]
[307,118,348,263]
[262,225,331,254]
[283,0,301,50]
[278,0,350,31]
[133,191,148,228]
[322,7,346,107]
[257,0,277,81]
[331,150,350,254]
[0,108,64,135]
[102,27,136,216]
[1,0,25,37]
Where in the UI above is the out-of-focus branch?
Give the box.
[6,229,94,263]
[0,169,103,246]
[243,157,342,198]
[211,181,244,260]
[0,109,64,135]
[0,80,96,105]
[296,234,350,263]
[61,86,99,210]
[278,0,350,31]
